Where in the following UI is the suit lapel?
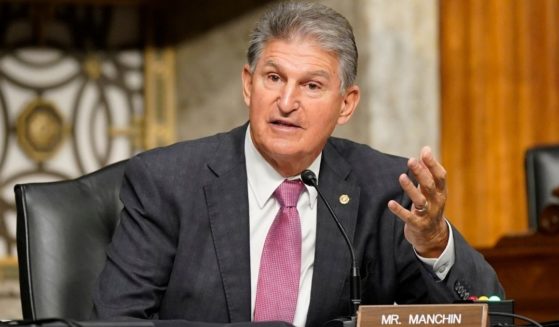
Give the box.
[306,142,361,327]
[203,127,362,325]
[204,125,252,322]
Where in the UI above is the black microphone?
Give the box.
[301,170,361,326]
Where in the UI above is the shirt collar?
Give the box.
[245,125,320,209]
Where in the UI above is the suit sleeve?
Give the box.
[439,227,505,300]
[409,221,504,302]
[392,188,504,303]
[93,155,179,319]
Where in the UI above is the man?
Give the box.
[93,2,503,327]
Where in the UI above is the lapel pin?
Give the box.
[339,194,350,205]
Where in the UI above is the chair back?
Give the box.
[15,160,127,320]
[525,145,559,230]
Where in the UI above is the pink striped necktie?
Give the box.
[254,179,305,323]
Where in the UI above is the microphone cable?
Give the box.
[489,311,544,327]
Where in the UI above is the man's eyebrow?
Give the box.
[263,60,331,80]
[306,70,331,80]
[263,60,279,69]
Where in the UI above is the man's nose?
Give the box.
[277,83,300,113]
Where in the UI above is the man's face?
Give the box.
[242,37,360,176]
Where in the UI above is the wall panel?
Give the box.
[440,0,559,247]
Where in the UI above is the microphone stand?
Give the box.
[301,170,361,327]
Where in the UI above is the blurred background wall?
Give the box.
[0,0,557,320]
[440,0,559,248]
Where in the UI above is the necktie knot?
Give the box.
[274,179,305,208]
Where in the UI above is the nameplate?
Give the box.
[358,304,488,327]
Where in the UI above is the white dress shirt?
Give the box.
[244,127,454,327]
[245,128,320,327]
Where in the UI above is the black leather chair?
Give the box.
[14,160,128,320]
[525,145,559,230]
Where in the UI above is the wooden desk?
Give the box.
[478,233,559,322]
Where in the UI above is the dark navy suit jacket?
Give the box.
[93,124,503,327]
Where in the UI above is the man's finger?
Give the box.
[398,174,427,208]
[388,200,413,223]
[408,157,436,196]
[420,146,446,191]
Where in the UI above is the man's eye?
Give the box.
[267,74,280,82]
[306,82,321,91]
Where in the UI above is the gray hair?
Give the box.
[247,1,358,91]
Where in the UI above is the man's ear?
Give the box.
[337,85,360,125]
[241,64,253,107]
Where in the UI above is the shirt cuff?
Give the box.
[414,220,455,280]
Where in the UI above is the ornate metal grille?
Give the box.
[0,3,148,257]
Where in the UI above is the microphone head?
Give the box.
[301,169,318,186]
